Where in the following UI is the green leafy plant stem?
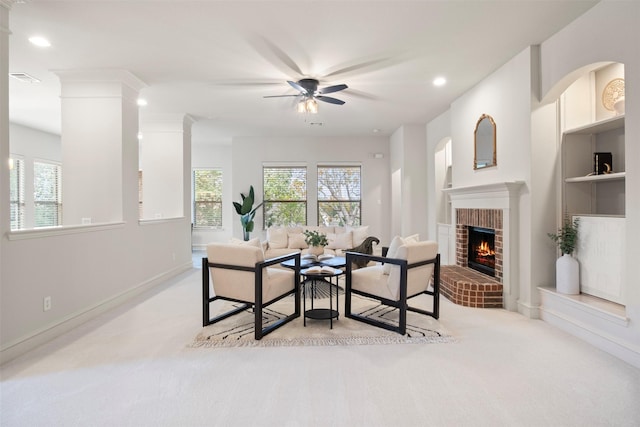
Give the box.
[233,185,264,241]
[548,215,579,255]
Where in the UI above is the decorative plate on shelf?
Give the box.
[602,78,625,111]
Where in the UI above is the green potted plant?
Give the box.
[304,230,328,256]
[233,185,263,241]
[548,215,580,294]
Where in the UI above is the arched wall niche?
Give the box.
[540,61,614,105]
[434,136,452,225]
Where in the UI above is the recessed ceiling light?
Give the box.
[28,36,51,48]
[433,77,447,87]
[372,128,380,133]
[137,98,148,107]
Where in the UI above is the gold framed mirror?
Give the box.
[474,114,497,170]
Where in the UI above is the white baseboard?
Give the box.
[0,262,192,365]
[517,300,540,319]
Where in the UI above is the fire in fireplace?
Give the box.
[467,226,496,277]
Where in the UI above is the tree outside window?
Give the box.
[317,165,361,226]
[193,169,223,227]
[263,166,307,227]
[34,161,62,227]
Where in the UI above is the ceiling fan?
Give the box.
[264,78,348,112]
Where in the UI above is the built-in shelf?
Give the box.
[565,171,626,183]
[564,114,624,135]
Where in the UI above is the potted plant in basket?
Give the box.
[304,230,328,256]
[548,215,580,294]
[233,185,263,241]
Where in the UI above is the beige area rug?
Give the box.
[190,292,455,348]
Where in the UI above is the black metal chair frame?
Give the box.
[344,251,440,335]
[202,252,301,340]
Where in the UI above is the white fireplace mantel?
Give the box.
[443,181,525,209]
[442,181,525,312]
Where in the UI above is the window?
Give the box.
[34,161,62,227]
[9,158,25,230]
[193,169,223,227]
[138,170,143,219]
[317,165,361,226]
[263,166,307,227]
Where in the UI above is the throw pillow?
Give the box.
[326,231,353,250]
[403,233,420,244]
[347,225,369,246]
[288,233,308,249]
[229,237,261,248]
[267,227,288,249]
[383,235,405,275]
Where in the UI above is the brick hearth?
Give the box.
[440,265,503,308]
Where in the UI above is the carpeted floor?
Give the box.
[2,266,640,427]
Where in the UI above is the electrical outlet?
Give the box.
[172,252,176,262]
[43,296,52,312]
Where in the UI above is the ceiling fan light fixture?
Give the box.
[297,97,318,114]
[307,98,318,114]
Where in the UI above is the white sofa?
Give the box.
[262,225,375,259]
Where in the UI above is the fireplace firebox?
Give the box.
[467,226,496,277]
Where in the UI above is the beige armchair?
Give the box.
[345,240,440,335]
[202,243,301,340]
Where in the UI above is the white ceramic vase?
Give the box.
[614,96,625,116]
[556,253,579,295]
[308,245,325,256]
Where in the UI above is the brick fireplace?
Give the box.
[442,182,523,310]
[456,208,503,280]
[440,208,504,308]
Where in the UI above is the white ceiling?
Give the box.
[8,0,598,144]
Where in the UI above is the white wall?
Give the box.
[231,135,391,246]
[450,48,533,189]
[139,118,187,220]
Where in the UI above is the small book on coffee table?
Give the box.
[305,265,340,275]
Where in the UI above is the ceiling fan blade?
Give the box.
[287,80,308,94]
[246,35,304,77]
[318,84,348,94]
[316,95,345,105]
[263,94,300,98]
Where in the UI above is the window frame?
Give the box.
[33,159,63,228]
[9,156,25,230]
[192,168,224,229]
[317,164,362,227]
[262,165,308,228]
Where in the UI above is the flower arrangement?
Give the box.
[548,215,579,255]
[303,230,328,247]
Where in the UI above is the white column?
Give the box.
[55,69,146,225]
[390,124,428,239]
[139,114,193,220]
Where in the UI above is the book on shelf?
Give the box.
[301,253,334,262]
[304,265,340,275]
[594,152,613,175]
